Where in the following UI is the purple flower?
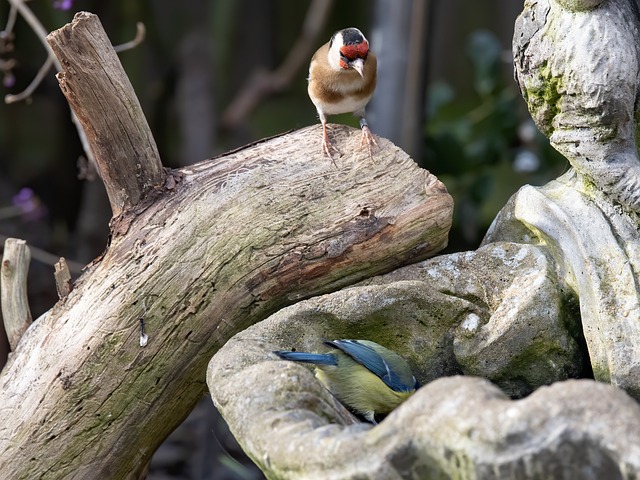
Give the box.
[53,0,74,11]
[11,188,47,221]
[3,72,15,88]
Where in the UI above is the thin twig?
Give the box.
[114,22,145,53]
[221,0,335,128]
[1,2,18,36]
[5,0,96,169]
[4,2,147,170]
[6,0,62,71]
[4,9,145,105]
[4,56,53,104]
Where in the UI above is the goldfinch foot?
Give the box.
[360,125,378,161]
[321,125,341,165]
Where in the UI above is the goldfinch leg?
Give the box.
[321,120,339,166]
[359,117,378,161]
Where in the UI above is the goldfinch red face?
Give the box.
[328,28,370,77]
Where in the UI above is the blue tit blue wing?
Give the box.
[325,340,416,393]
[274,350,338,366]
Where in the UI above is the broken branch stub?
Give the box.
[0,238,32,351]
[46,12,164,217]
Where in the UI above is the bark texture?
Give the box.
[47,12,164,217]
[0,239,32,351]
[0,13,452,479]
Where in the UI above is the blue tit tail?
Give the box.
[274,350,338,366]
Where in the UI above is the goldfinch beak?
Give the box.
[351,58,365,78]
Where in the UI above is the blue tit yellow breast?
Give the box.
[314,353,414,419]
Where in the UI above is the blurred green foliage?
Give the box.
[424,30,567,251]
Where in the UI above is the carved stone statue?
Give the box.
[207,1,640,477]
[514,0,640,214]
[504,0,640,396]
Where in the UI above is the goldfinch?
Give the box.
[274,339,419,423]
[307,28,378,161]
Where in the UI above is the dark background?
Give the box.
[0,1,567,478]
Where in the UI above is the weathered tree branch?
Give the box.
[0,12,453,479]
[46,12,164,217]
[0,238,32,351]
[0,127,451,479]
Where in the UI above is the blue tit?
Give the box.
[274,339,419,423]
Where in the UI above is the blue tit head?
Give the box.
[274,339,419,423]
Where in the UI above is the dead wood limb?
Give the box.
[0,238,32,351]
[46,12,164,217]
[54,257,73,299]
[0,125,452,480]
